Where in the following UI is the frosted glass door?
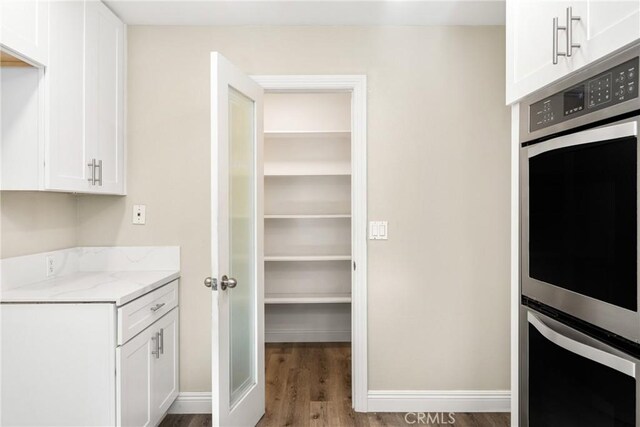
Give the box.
[228,87,256,406]
[210,53,264,427]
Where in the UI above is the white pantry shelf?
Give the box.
[264,255,351,262]
[264,214,351,219]
[264,163,351,176]
[265,293,352,304]
[265,130,351,139]
[264,175,351,216]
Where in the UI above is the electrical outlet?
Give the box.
[132,205,146,225]
[46,255,55,277]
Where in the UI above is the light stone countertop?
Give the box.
[0,247,181,306]
[0,270,180,306]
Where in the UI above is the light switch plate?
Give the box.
[369,221,378,240]
[369,221,388,240]
[378,221,388,239]
[132,205,146,225]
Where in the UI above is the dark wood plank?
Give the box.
[278,366,311,427]
[260,350,290,426]
[266,342,294,355]
[367,412,410,427]
[327,343,351,402]
[159,413,212,427]
[309,345,329,401]
[163,343,511,427]
[446,412,512,426]
[309,401,328,427]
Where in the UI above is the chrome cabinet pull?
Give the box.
[96,159,103,186]
[553,17,567,65]
[87,159,96,185]
[159,328,164,355]
[150,302,166,312]
[151,333,160,359]
[566,7,581,57]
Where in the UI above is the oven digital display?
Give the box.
[563,85,585,116]
[529,57,638,132]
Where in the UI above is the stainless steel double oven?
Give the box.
[520,43,640,426]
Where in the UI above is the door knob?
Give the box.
[220,275,237,291]
[204,277,217,290]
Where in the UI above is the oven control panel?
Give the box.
[529,57,638,132]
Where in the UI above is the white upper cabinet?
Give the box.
[2,0,126,194]
[0,0,49,65]
[47,0,92,192]
[48,0,125,194]
[580,1,640,65]
[85,1,126,194]
[507,0,640,104]
[507,1,572,104]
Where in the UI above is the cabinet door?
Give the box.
[0,0,49,65]
[86,1,126,195]
[116,323,156,427]
[46,0,95,192]
[507,0,574,103]
[581,0,640,65]
[152,308,180,423]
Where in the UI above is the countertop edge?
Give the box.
[0,271,181,305]
[115,271,181,306]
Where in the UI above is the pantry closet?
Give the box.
[263,92,352,343]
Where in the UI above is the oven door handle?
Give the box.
[527,121,637,158]
[528,312,636,378]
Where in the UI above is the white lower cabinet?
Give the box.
[117,308,179,427]
[152,310,180,418]
[117,324,155,427]
[0,281,180,427]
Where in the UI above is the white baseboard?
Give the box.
[168,392,212,414]
[168,390,510,415]
[367,390,511,413]
[265,330,351,343]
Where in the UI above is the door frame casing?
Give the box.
[251,74,368,412]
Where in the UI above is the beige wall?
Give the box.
[5,26,511,392]
[0,192,78,258]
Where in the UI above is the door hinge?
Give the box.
[353,261,356,271]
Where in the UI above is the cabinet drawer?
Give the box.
[117,280,178,345]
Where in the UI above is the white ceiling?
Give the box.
[104,0,506,26]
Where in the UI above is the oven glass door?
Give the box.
[526,120,638,312]
[527,311,637,427]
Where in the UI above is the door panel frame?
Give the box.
[211,53,265,426]
[252,74,368,412]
